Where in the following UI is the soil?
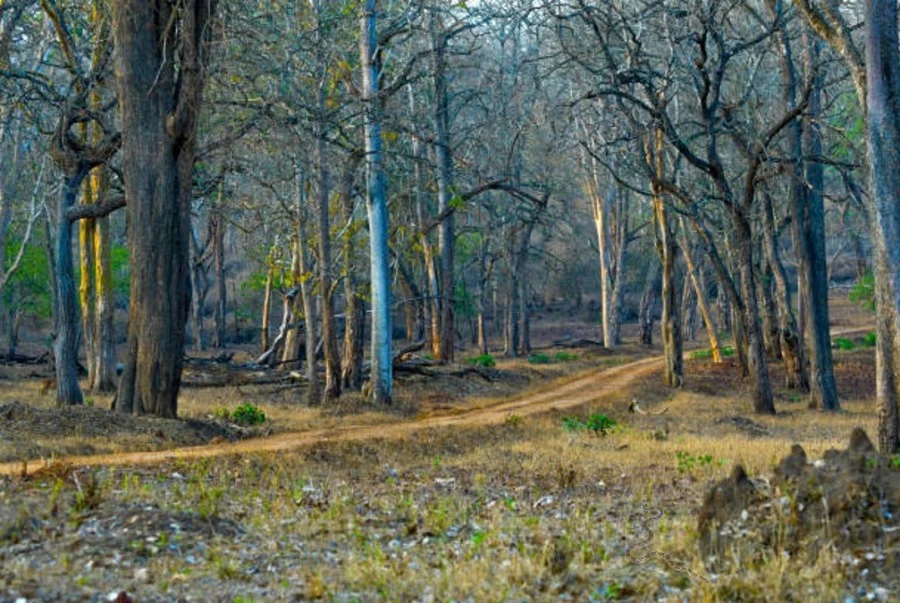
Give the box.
[0,401,252,463]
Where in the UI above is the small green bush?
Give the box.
[585,413,617,435]
[834,337,856,351]
[528,352,551,364]
[562,416,583,432]
[863,332,877,347]
[849,273,875,311]
[231,403,267,426]
[214,407,231,421]
[561,413,618,436]
[465,353,496,367]
[553,351,579,362]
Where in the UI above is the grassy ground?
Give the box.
[1,338,895,601]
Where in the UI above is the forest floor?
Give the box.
[0,296,896,602]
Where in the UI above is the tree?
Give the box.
[360,0,392,404]
[112,0,217,417]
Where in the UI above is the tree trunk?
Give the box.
[762,192,808,391]
[593,187,614,349]
[653,196,682,387]
[432,22,455,365]
[638,260,659,346]
[212,202,226,349]
[293,163,319,405]
[360,0,392,404]
[679,219,722,362]
[801,36,840,411]
[864,0,900,453]
[260,262,274,353]
[113,0,215,418]
[79,182,97,390]
[315,99,340,402]
[733,210,776,414]
[339,152,364,392]
[54,172,85,407]
[476,236,489,355]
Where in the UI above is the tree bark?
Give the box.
[638,260,659,346]
[360,0,392,403]
[54,172,85,406]
[678,218,722,362]
[339,152,365,392]
[801,35,840,411]
[315,94,340,402]
[113,0,215,418]
[762,192,808,391]
[864,0,900,453]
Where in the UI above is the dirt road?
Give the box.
[0,326,873,477]
[0,355,664,476]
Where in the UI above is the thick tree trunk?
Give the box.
[864,0,900,453]
[113,0,214,418]
[360,1,392,403]
[54,173,85,406]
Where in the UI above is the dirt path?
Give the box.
[0,355,664,477]
[0,326,873,477]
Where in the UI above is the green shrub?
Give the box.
[214,407,231,421]
[528,352,551,364]
[863,332,877,347]
[553,351,579,362]
[561,416,583,432]
[465,353,496,367]
[834,337,856,351]
[230,403,267,426]
[561,413,618,436]
[585,413,618,435]
[849,273,876,311]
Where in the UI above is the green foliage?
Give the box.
[689,346,736,360]
[2,239,52,320]
[231,403,267,426]
[528,352,551,364]
[891,456,900,471]
[834,337,856,351]
[863,332,877,348]
[465,353,495,367]
[561,416,583,433]
[553,351,579,362]
[561,413,618,436]
[849,273,876,311]
[674,451,727,474]
[214,403,266,426]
